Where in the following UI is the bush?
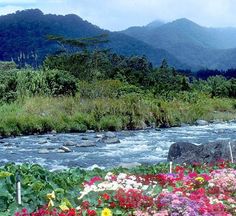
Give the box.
[98,115,123,131]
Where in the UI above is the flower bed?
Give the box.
[15,161,236,216]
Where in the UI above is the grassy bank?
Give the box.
[0,92,235,136]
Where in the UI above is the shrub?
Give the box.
[98,115,123,131]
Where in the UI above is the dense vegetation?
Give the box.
[0,37,236,137]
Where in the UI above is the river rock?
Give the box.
[76,142,96,147]
[51,130,57,134]
[136,121,147,130]
[86,130,95,133]
[38,140,48,144]
[64,141,76,146]
[195,120,208,126]
[104,132,116,138]
[95,134,103,139]
[168,141,236,164]
[101,132,120,144]
[38,149,50,154]
[150,123,156,129]
[211,119,223,124]
[103,137,120,144]
[59,146,72,153]
[81,137,89,140]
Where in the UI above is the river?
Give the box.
[0,122,236,170]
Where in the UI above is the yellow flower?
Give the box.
[59,203,70,211]
[47,191,55,207]
[101,208,112,216]
[195,177,204,182]
[47,191,56,200]
[48,199,54,208]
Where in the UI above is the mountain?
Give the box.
[0,9,184,68]
[122,18,236,70]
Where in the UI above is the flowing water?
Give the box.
[0,122,236,170]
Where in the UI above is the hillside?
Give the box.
[122,18,236,70]
[0,9,184,68]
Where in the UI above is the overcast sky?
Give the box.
[0,0,235,31]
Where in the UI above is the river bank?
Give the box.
[0,94,236,138]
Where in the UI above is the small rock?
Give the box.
[102,132,120,144]
[38,149,50,154]
[51,130,57,134]
[195,120,208,126]
[104,131,116,138]
[46,137,58,141]
[38,140,48,144]
[64,141,76,146]
[211,119,223,124]
[76,142,96,147]
[86,130,95,133]
[136,121,147,130]
[150,123,156,129]
[81,137,89,140]
[0,140,5,144]
[59,146,72,153]
[155,128,161,131]
[95,134,103,138]
[103,137,120,144]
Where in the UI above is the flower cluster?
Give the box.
[15,162,236,216]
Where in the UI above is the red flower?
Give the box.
[188,172,197,178]
[87,209,97,216]
[81,200,90,209]
[109,202,116,208]
[97,199,102,206]
[102,193,110,201]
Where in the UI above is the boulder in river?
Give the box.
[195,120,208,126]
[95,134,103,139]
[51,130,57,134]
[104,132,116,138]
[76,142,96,147]
[86,130,95,133]
[59,146,72,153]
[101,132,120,144]
[168,141,236,164]
[64,141,76,146]
[38,140,48,144]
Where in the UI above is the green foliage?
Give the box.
[44,69,77,96]
[192,76,236,98]
[98,115,123,131]
[0,67,78,102]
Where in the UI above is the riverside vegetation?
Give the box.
[0,34,236,137]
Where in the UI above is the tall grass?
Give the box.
[0,91,235,136]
